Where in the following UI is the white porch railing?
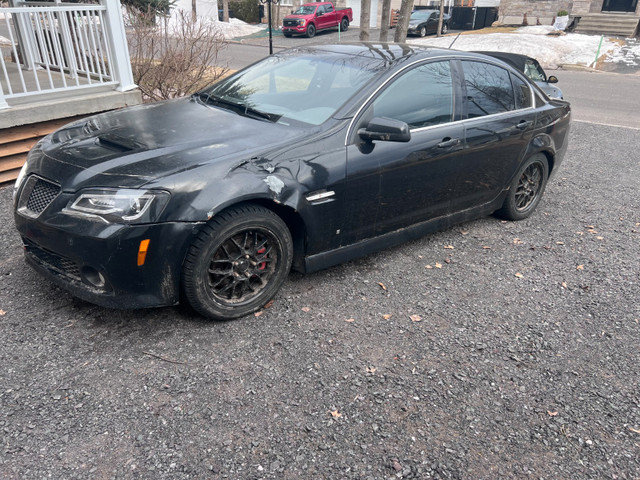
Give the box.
[0,0,136,110]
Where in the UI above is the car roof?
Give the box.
[298,43,494,66]
[473,51,539,71]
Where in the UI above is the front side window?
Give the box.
[524,60,545,82]
[371,61,454,129]
[462,61,515,118]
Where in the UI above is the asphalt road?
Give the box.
[1,53,640,479]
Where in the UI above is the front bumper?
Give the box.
[14,192,199,310]
[282,25,307,34]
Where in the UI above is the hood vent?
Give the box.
[98,133,146,152]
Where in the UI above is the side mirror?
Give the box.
[547,75,559,84]
[358,117,411,143]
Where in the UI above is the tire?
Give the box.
[419,25,427,37]
[182,205,293,320]
[340,17,349,31]
[441,23,448,34]
[496,154,549,221]
[306,23,316,38]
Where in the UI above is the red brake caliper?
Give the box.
[257,247,267,270]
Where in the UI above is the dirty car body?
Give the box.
[14,44,571,320]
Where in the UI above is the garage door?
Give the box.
[347,0,379,27]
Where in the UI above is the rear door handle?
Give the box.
[437,137,461,148]
[515,120,533,130]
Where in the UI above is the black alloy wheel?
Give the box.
[306,23,316,38]
[182,205,293,320]
[497,154,549,221]
[341,17,349,31]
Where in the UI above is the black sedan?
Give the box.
[407,10,450,37]
[13,44,571,321]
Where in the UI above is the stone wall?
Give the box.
[499,0,574,25]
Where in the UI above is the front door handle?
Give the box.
[437,137,461,148]
[515,120,533,130]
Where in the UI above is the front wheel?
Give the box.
[181,205,293,320]
[306,23,316,38]
[441,23,448,34]
[340,17,349,31]
[419,25,427,37]
[496,154,549,221]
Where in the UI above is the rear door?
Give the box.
[457,59,537,208]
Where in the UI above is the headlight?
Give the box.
[65,188,170,224]
[299,19,306,26]
[13,161,29,205]
[13,139,43,204]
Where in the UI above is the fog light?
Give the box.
[82,267,106,288]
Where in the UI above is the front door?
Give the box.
[602,0,638,12]
[343,60,467,244]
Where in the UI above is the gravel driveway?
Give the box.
[1,118,639,479]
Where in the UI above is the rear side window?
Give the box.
[511,73,533,109]
[371,61,454,129]
[461,61,515,118]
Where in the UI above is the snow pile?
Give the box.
[410,26,619,67]
[170,0,265,39]
[206,17,265,38]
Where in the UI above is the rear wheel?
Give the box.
[306,23,316,38]
[182,205,293,320]
[496,154,549,221]
[340,17,349,31]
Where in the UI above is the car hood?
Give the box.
[35,98,302,190]
[284,14,309,19]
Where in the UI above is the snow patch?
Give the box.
[410,29,619,67]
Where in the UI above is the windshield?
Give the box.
[410,10,434,20]
[292,5,317,14]
[200,51,383,126]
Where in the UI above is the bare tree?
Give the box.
[379,0,392,42]
[126,8,229,102]
[191,0,197,22]
[437,0,444,37]
[222,0,230,22]
[359,0,371,41]
[393,0,414,43]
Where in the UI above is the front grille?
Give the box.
[26,178,60,213]
[24,239,81,281]
[283,19,298,26]
[17,175,61,218]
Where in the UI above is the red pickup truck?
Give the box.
[282,2,353,38]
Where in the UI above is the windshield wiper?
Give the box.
[195,93,279,123]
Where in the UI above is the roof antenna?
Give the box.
[448,33,462,49]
